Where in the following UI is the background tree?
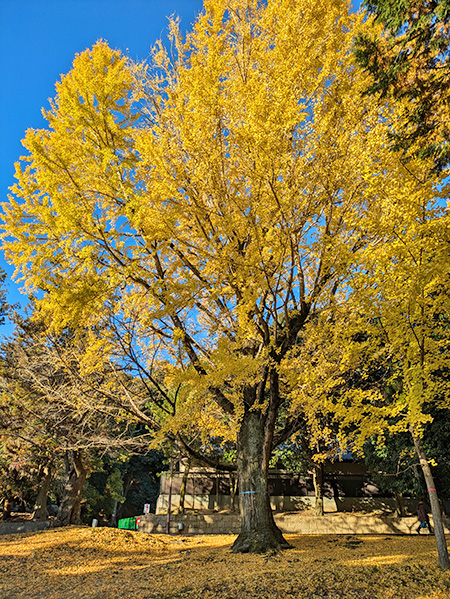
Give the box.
[364,408,450,516]
[0,437,49,519]
[351,168,450,568]
[355,0,450,171]
[0,319,60,519]
[283,161,450,568]
[81,449,165,525]
[274,441,322,514]
[0,313,153,524]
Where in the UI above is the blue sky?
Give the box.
[0,0,362,333]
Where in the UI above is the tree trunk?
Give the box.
[116,471,135,522]
[393,491,406,517]
[166,458,174,534]
[410,428,450,570]
[179,458,191,514]
[57,451,87,526]
[33,463,53,520]
[229,472,237,512]
[215,473,220,510]
[313,462,324,517]
[3,494,12,520]
[231,410,291,553]
[111,499,119,527]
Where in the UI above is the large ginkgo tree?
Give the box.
[2,0,401,552]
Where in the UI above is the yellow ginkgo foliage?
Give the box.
[281,159,450,568]
[1,0,412,553]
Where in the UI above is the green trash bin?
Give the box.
[118,516,141,530]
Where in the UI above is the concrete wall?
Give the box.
[139,512,450,536]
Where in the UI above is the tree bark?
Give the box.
[393,491,406,518]
[57,451,87,526]
[313,462,324,517]
[3,493,12,520]
[179,458,191,514]
[166,458,174,534]
[231,410,291,553]
[33,463,53,520]
[111,499,119,527]
[410,428,450,570]
[229,472,237,512]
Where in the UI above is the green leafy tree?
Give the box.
[355,0,450,171]
[364,409,450,515]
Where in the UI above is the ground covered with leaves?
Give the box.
[0,527,449,599]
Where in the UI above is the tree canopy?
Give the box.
[282,158,450,566]
[2,0,449,557]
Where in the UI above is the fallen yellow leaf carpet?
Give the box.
[0,527,449,598]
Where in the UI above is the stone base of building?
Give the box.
[139,511,449,536]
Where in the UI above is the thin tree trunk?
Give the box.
[33,463,53,520]
[57,451,87,526]
[394,491,406,517]
[229,472,237,512]
[231,409,291,553]
[166,458,174,534]
[313,462,324,517]
[117,472,135,522]
[111,499,119,527]
[3,494,12,520]
[215,473,220,510]
[410,428,450,570]
[179,458,191,514]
